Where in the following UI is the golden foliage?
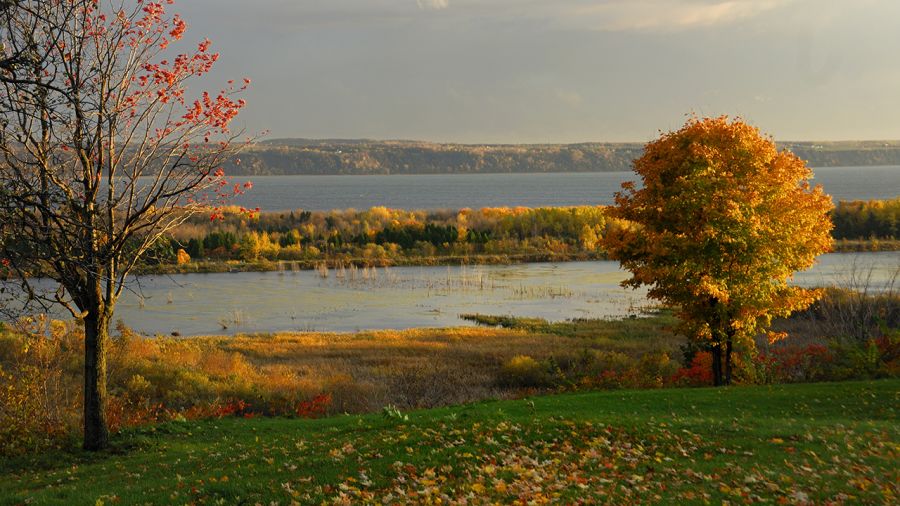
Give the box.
[602,116,834,365]
[175,248,191,265]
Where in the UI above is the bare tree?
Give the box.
[0,0,250,450]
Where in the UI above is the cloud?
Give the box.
[443,0,793,32]
[554,0,793,32]
[416,0,449,10]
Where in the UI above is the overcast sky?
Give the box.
[174,0,900,143]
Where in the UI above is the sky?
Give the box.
[174,0,900,144]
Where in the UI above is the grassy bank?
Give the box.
[2,379,897,504]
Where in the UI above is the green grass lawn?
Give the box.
[3,380,897,505]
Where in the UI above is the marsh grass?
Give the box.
[461,309,680,344]
[0,314,687,455]
[210,322,682,410]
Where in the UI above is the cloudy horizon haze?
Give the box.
[174,0,900,144]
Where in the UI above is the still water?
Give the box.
[226,166,900,211]
[109,252,898,337]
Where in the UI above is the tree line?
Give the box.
[150,206,614,265]
[831,199,900,239]
[146,198,898,267]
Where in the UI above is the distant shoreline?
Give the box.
[217,164,900,176]
[223,139,900,176]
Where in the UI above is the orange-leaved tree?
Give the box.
[602,116,834,386]
[0,0,250,449]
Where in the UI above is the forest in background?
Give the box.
[222,139,900,175]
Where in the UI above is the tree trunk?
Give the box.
[723,338,733,386]
[83,310,110,451]
[711,343,723,386]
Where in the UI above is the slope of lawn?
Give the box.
[2,379,898,505]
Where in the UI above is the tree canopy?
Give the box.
[602,116,834,385]
[0,0,249,449]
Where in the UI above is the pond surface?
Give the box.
[109,252,899,336]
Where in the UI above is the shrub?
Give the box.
[295,393,333,418]
[499,355,549,388]
[0,330,82,455]
[176,248,191,265]
[754,344,834,383]
[589,351,637,389]
[671,351,714,386]
[124,374,153,400]
[875,329,900,376]
[637,351,678,388]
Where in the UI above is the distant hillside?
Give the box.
[221,139,900,175]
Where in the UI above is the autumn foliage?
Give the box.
[603,116,834,385]
[0,0,253,450]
